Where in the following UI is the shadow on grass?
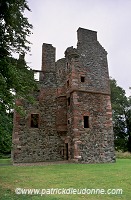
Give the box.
[0,159,12,166]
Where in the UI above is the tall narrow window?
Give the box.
[68,97,70,106]
[67,62,69,69]
[67,80,69,87]
[65,143,69,160]
[84,116,89,128]
[31,114,39,128]
[81,76,85,82]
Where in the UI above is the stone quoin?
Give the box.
[12,27,115,163]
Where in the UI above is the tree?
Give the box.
[0,0,37,155]
[0,110,13,156]
[110,78,131,152]
[125,97,131,152]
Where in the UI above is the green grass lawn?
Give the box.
[0,158,12,165]
[0,159,131,200]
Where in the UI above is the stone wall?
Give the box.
[12,44,65,163]
[77,28,110,94]
[63,27,115,163]
[71,91,114,163]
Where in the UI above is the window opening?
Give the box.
[68,97,70,106]
[67,80,69,87]
[65,143,69,160]
[84,116,89,128]
[81,76,85,82]
[31,114,39,128]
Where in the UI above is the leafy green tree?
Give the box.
[0,110,13,156]
[0,0,37,155]
[110,78,131,152]
[125,97,131,152]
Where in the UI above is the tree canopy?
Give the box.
[110,78,131,152]
[0,0,37,156]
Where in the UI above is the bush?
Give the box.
[115,151,131,159]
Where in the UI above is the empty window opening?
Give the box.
[68,119,70,124]
[84,116,89,128]
[67,80,69,87]
[68,97,70,106]
[65,143,69,160]
[31,114,39,128]
[81,76,85,82]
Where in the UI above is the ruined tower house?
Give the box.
[12,28,115,163]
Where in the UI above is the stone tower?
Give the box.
[12,28,115,163]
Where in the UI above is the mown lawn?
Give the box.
[0,159,12,165]
[0,159,131,200]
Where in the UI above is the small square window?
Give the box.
[81,76,85,82]
[84,116,89,128]
[31,114,39,128]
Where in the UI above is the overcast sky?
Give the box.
[26,0,131,96]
